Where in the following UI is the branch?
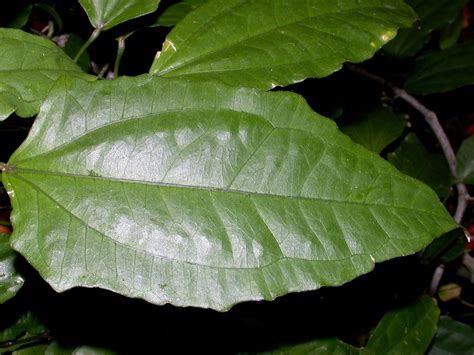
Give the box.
[346,64,471,224]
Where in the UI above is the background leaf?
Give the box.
[383,0,468,58]
[388,133,452,197]
[150,0,416,90]
[363,296,439,353]
[404,40,474,94]
[12,342,116,355]
[428,316,474,355]
[340,106,406,154]
[0,311,48,353]
[0,234,24,304]
[268,296,439,354]
[456,135,474,184]
[152,0,207,27]
[78,0,161,30]
[0,28,92,121]
[3,76,456,310]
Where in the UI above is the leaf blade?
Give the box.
[0,28,93,121]
[150,0,416,89]
[404,40,474,94]
[78,0,161,30]
[341,106,406,154]
[4,76,457,310]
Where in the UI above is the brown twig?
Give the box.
[346,63,471,224]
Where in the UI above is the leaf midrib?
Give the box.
[12,171,382,271]
[12,167,443,216]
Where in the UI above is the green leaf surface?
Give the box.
[428,316,474,355]
[0,312,45,343]
[405,40,474,94]
[388,133,452,198]
[456,135,474,184]
[383,0,468,58]
[153,0,207,27]
[3,76,456,310]
[364,296,439,353]
[340,107,406,154]
[268,296,439,354]
[78,0,161,30]
[0,28,93,121]
[150,0,416,90]
[0,234,24,304]
[13,342,116,355]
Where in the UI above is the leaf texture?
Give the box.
[78,0,161,30]
[0,28,92,121]
[150,0,416,89]
[3,76,456,310]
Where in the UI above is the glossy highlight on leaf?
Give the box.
[78,0,161,30]
[3,76,456,310]
[0,28,93,121]
[150,0,417,89]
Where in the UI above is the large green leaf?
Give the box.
[78,0,161,30]
[340,107,406,154]
[404,40,474,94]
[0,234,24,304]
[428,316,474,355]
[388,133,452,198]
[0,28,92,121]
[2,76,456,310]
[269,296,439,354]
[150,0,416,90]
[153,0,207,27]
[456,135,474,185]
[384,0,468,58]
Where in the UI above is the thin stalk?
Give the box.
[74,27,102,63]
[114,36,126,78]
[346,63,471,224]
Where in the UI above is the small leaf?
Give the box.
[0,234,24,304]
[428,316,474,355]
[153,0,207,27]
[3,76,456,310]
[388,133,452,198]
[150,0,416,90]
[384,0,468,57]
[456,135,474,184]
[0,28,93,121]
[268,296,439,354]
[0,311,47,353]
[340,106,406,154]
[405,40,474,95]
[78,0,161,30]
